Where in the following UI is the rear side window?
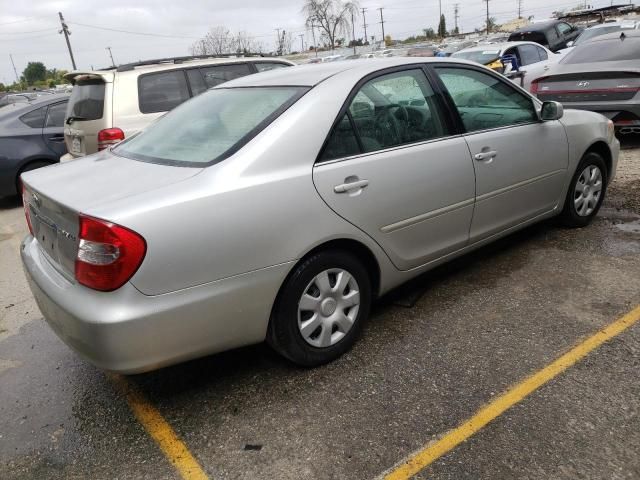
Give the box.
[537,46,548,61]
[67,82,105,120]
[139,70,190,114]
[561,38,640,64]
[321,115,361,161]
[557,23,573,35]
[45,101,68,128]
[200,64,252,88]
[255,62,290,73]
[115,87,307,166]
[20,107,46,128]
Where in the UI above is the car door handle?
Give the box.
[48,135,65,142]
[474,150,497,161]
[334,179,369,193]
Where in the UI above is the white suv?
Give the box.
[62,56,294,160]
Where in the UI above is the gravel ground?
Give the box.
[608,137,640,213]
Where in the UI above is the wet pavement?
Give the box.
[1,139,639,479]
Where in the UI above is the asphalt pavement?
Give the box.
[1,138,639,480]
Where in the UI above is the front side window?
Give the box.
[20,107,46,128]
[45,101,68,128]
[115,87,306,166]
[436,67,537,132]
[255,62,290,73]
[557,22,573,35]
[200,64,252,88]
[346,69,447,153]
[138,70,190,114]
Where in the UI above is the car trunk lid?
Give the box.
[534,69,640,103]
[22,151,202,280]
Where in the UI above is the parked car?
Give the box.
[508,20,582,51]
[531,30,640,131]
[452,41,559,90]
[558,20,639,53]
[62,55,294,161]
[21,58,618,373]
[0,94,69,197]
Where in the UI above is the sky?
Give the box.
[0,0,622,85]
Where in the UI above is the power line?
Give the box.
[68,21,201,39]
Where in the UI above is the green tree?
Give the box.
[438,14,447,38]
[0,83,5,92]
[22,62,47,85]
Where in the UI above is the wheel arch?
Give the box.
[582,141,612,178]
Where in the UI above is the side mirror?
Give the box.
[541,101,564,121]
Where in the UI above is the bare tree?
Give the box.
[303,0,358,50]
[191,27,263,55]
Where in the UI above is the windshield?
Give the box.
[452,49,500,65]
[561,36,640,64]
[66,81,105,120]
[574,25,632,45]
[114,86,307,166]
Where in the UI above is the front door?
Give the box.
[434,65,568,242]
[313,68,476,271]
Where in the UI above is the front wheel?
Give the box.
[559,152,607,227]
[267,250,371,367]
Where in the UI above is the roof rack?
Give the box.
[99,53,270,72]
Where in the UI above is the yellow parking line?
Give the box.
[384,304,640,480]
[109,374,209,480]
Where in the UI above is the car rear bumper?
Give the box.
[21,235,293,374]
[555,101,640,127]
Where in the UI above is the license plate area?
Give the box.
[71,136,82,154]
[33,209,60,264]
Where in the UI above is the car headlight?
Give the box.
[607,120,615,143]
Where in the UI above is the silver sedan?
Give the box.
[21,58,619,373]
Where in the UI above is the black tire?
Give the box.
[559,152,608,228]
[16,161,51,196]
[267,250,372,367]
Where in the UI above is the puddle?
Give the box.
[615,219,640,234]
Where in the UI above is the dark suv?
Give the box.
[508,20,582,51]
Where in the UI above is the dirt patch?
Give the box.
[607,137,640,213]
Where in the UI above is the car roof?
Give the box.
[512,20,562,33]
[454,41,546,53]
[222,57,475,88]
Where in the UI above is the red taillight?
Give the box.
[21,183,34,235]
[75,215,146,292]
[530,76,547,95]
[97,128,125,151]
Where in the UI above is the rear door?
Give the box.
[313,67,476,270]
[433,65,568,241]
[42,100,68,157]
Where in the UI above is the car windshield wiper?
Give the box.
[66,115,88,124]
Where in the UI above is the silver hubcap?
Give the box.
[297,268,360,348]
[574,165,603,217]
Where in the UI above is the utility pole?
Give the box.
[454,4,460,34]
[518,0,523,18]
[298,34,304,52]
[439,0,442,19]
[351,11,357,54]
[378,8,386,47]
[58,12,77,70]
[106,46,115,67]
[310,24,318,57]
[9,54,20,85]
[484,0,491,35]
[361,8,368,46]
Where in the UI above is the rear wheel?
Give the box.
[268,250,371,367]
[15,161,51,196]
[559,152,607,227]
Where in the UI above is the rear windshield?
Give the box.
[114,86,307,166]
[561,37,640,64]
[66,81,105,120]
[574,25,630,45]
[452,49,500,64]
[509,32,546,44]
